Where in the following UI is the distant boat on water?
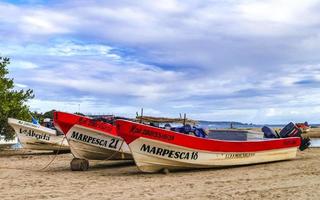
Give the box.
[0,135,18,148]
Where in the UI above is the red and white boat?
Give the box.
[54,111,132,170]
[115,120,308,173]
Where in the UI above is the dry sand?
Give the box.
[304,127,320,138]
[0,148,320,200]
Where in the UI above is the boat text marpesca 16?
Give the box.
[115,120,310,173]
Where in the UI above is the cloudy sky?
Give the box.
[1,0,320,124]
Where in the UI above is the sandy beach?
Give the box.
[0,146,319,200]
[1,1,320,199]
[304,127,320,138]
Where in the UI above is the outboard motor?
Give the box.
[262,126,279,138]
[194,128,207,138]
[262,123,310,151]
[279,122,310,151]
[279,122,301,138]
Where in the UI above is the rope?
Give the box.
[102,139,125,161]
[1,135,127,171]
[68,137,126,161]
[39,136,67,171]
[0,136,67,171]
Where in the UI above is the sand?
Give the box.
[304,127,320,138]
[0,148,319,200]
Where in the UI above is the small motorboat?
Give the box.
[0,135,18,148]
[115,119,310,173]
[8,118,69,152]
[53,111,132,171]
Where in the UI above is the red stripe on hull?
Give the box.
[115,120,301,153]
[54,111,116,136]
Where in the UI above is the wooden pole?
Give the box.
[140,108,144,123]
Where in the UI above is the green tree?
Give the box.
[30,109,55,125]
[0,57,34,139]
[30,110,85,124]
[42,109,55,119]
[74,112,85,116]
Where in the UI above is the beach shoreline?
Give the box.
[0,148,319,200]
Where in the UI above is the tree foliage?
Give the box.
[31,109,56,123]
[31,110,85,124]
[74,112,85,116]
[0,57,34,139]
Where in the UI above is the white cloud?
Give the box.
[28,98,161,118]
[9,60,39,69]
[21,15,70,35]
[1,1,320,123]
[0,40,120,58]
[47,41,120,58]
[15,83,28,88]
[238,0,319,24]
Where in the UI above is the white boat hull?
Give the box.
[8,118,69,151]
[66,125,132,160]
[129,138,298,173]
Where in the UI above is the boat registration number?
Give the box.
[70,131,121,150]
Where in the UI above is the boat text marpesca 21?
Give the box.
[53,111,132,171]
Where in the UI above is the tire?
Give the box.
[80,159,89,171]
[70,158,89,171]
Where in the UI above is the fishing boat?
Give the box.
[53,111,132,171]
[115,119,310,173]
[8,118,69,152]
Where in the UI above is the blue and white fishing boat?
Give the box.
[8,118,69,152]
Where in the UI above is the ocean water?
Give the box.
[310,138,320,147]
[200,122,320,130]
[199,123,285,130]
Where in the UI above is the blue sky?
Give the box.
[1,0,320,124]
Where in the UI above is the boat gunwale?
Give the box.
[115,119,301,153]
